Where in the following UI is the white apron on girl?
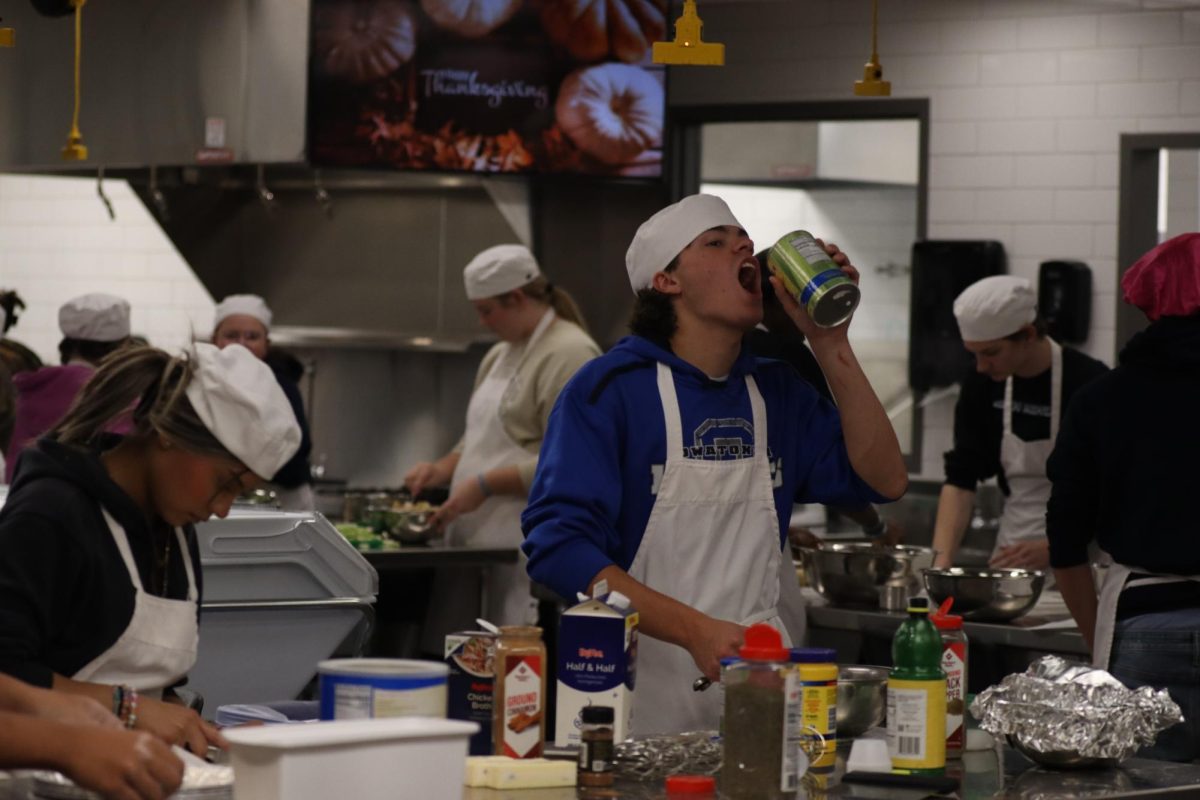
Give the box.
[73,509,199,697]
[628,363,799,735]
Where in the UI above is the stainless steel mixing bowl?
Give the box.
[923,567,1045,622]
[1007,734,1121,770]
[837,665,888,738]
[798,543,936,608]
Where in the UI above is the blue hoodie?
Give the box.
[521,335,889,599]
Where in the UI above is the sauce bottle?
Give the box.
[930,599,968,760]
[493,625,547,758]
[887,597,946,774]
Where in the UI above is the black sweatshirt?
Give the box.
[0,438,202,687]
[1047,317,1200,602]
[943,346,1109,494]
[266,353,312,490]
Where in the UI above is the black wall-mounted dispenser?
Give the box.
[908,240,1006,392]
[1038,260,1092,344]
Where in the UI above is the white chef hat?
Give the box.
[463,245,542,301]
[184,342,301,479]
[58,293,131,342]
[214,294,273,330]
[953,275,1038,342]
[625,194,742,293]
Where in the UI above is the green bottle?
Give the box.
[887,597,946,774]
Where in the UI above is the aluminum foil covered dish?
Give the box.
[970,655,1183,765]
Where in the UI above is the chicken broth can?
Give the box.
[766,230,861,328]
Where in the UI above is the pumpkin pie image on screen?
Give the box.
[555,63,664,172]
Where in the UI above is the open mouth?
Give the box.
[736,259,760,295]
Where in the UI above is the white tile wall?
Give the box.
[670,0,1200,478]
[0,175,214,365]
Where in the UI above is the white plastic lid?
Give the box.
[224,717,478,750]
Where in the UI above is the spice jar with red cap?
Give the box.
[930,599,968,760]
[665,775,717,797]
[721,623,800,799]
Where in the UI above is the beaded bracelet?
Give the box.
[118,687,139,730]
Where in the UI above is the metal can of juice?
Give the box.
[766,230,861,328]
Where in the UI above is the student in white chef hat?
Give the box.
[4,293,133,482]
[0,342,300,757]
[522,194,906,736]
[211,293,314,511]
[404,244,599,647]
[931,275,1108,572]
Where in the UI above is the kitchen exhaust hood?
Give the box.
[0,0,651,351]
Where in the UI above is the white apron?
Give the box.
[628,363,798,736]
[1092,564,1200,669]
[429,310,555,640]
[994,341,1062,555]
[73,509,199,697]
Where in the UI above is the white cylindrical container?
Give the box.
[318,659,449,721]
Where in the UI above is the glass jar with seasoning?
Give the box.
[578,705,615,787]
[493,625,547,758]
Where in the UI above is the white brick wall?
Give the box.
[0,175,215,365]
[670,0,1200,478]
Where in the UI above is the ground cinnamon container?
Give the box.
[493,625,547,758]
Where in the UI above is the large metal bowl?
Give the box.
[923,567,1045,622]
[1007,734,1121,770]
[798,543,936,608]
[837,665,888,738]
[363,504,440,546]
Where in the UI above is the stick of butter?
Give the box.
[465,757,577,789]
[464,756,512,787]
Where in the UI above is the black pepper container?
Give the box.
[578,705,615,787]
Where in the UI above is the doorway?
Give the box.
[669,99,929,471]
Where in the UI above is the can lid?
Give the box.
[581,705,614,724]
[790,647,837,663]
[665,775,716,794]
[738,623,787,661]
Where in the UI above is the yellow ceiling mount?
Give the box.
[652,0,724,67]
[0,21,14,48]
[853,0,890,97]
[62,0,87,160]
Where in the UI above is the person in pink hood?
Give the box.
[4,293,131,482]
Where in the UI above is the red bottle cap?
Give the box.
[738,623,787,661]
[665,775,717,794]
[931,596,963,630]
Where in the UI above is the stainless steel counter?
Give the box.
[459,746,1200,799]
[804,593,1089,657]
[5,742,1200,800]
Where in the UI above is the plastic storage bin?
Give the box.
[191,508,378,709]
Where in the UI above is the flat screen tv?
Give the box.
[308,0,668,178]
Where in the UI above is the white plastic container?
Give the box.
[318,658,448,720]
[225,717,478,800]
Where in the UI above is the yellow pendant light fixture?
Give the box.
[853,0,890,97]
[652,0,724,67]
[62,0,87,160]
